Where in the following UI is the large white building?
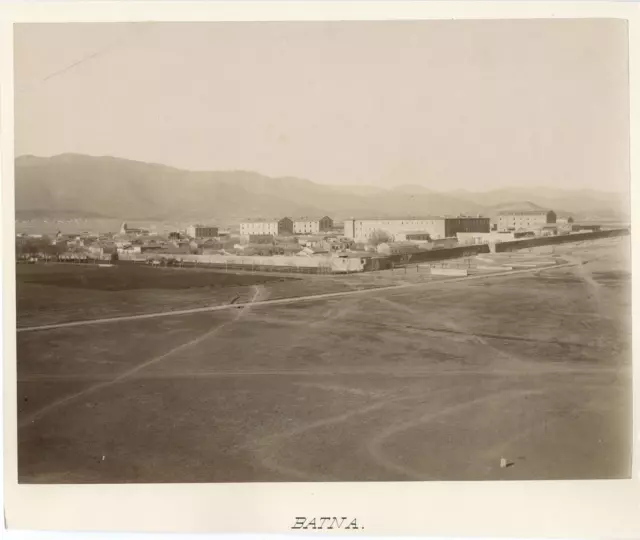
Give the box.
[293,216,334,234]
[497,209,556,231]
[343,216,490,244]
[240,217,294,240]
[240,219,278,237]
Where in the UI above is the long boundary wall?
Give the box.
[118,252,364,274]
[115,229,628,274]
[494,228,629,252]
[387,244,490,265]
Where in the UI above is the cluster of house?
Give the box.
[16,222,232,262]
[21,218,347,261]
[105,223,236,257]
[234,233,355,257]
[231,215,484,257]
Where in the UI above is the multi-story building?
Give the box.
[343,216,490,243]
[293,216,334,234]
[240,219,279,238]
[186,224,219,238]
[497,210,556,231]
[278,217,294,235]
[444,217,492,237]
[240,217,294,240]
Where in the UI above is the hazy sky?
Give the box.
[14,19,630,192]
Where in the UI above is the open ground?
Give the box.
[16,237,632,482]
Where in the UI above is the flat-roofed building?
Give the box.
[343,216,490,243]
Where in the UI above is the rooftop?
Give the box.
[498,209,551,216]
[335,251,377,258]
[297,234,333,240]
[379,241,425,249]
[293,216,331,221]
[241,218,280,223]
[346,215,488,222]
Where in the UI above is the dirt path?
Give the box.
[17,261,571,333]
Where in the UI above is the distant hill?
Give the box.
[451,187,629,221]
[15,208,113,220]
[14,154,629,223]
[488,201,547,212]
[479,201,554,220]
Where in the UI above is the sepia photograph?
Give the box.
[11,16,632,489]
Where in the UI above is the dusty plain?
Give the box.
[16,237,632,482]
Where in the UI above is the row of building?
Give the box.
[121,209,561,246]
[343,216,491,243]
[119,217,336,242]
[26,208,587,262]
[119,222,224,240]
[239,216,334,239]
[341,209,562,244]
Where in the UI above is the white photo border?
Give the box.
[1,2,639,537]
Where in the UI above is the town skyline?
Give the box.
[14,19,630,192]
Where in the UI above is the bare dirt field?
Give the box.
[16,262,442,328]
[16,259,479,329]
[16,237,632,482]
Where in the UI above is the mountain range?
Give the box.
[14,154,630,224]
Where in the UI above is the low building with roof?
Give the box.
[297,234,331,247]
[376,242,426,256]
[117,244,142,255]
[394,231,432,242]
[571,223,603,233]
[457,231,515,245]
[119,222,149,236]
